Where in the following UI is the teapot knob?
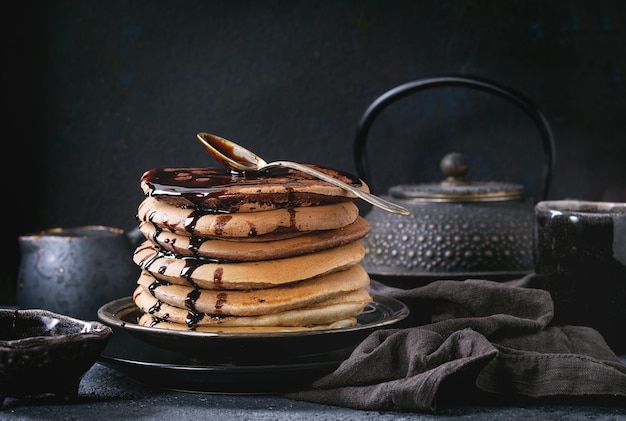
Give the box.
[440,152,468,181]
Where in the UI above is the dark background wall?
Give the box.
[3,0,625,302]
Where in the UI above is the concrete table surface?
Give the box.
[2,356,625,420]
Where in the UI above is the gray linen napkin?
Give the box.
[285,275,626,412]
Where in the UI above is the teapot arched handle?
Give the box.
[353,74,555,200]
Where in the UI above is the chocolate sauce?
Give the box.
[144,216,211,258]
[184,288,201,308]
[148,299,163,315]
[198,133,248,170]
[183,209,205,234]
[247,222,257,237]
[145,277,170,318]
[184,288,204,327]
[140,166,362,210]
[187,235,206,256]
[213,215,232,236]
[215,292,227,312]
[178,258,199,288]
[213,267,223,286]
[134,244,161,270]
[288,207,296,229]
[150,222,162,244]
[142,167,278,202]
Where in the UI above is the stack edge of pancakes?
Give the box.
[132,163,373,332]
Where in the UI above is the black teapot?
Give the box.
[354,75,555,286]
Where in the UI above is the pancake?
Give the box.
[132,157,373,333]
[137,196,360,238]
[134,286,371,328]
[140,165,369,211]
[137,313,357,332]
[138,216,370,261]
[134,263,370,316]
[133,240,366,290]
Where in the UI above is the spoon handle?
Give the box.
[269,161,410,215]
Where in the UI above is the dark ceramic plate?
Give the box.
[99,327,344,394]
[98,295,408,393]
[98,295,409,366]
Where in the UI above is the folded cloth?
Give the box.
[284,274,626,412]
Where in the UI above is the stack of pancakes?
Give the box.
[132,164,373,332]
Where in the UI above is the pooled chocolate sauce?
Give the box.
[140,165,362,211]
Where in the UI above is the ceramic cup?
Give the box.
[17,226,140,321]
[534,200,626,353]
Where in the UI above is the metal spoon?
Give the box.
[196,132,410,215]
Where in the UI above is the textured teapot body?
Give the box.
[361,198,534,279]
[353,75,554,283]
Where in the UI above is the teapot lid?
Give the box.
[388,152,524,202]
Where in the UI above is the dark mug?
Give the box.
[17,226,141,320]
[534,200,626,353]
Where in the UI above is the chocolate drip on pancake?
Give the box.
[138,197,359,239]
[140,165,365,211]
[184,288,204,327]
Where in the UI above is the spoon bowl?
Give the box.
[196,132,410,215]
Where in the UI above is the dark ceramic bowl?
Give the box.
[0,309,112,405]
